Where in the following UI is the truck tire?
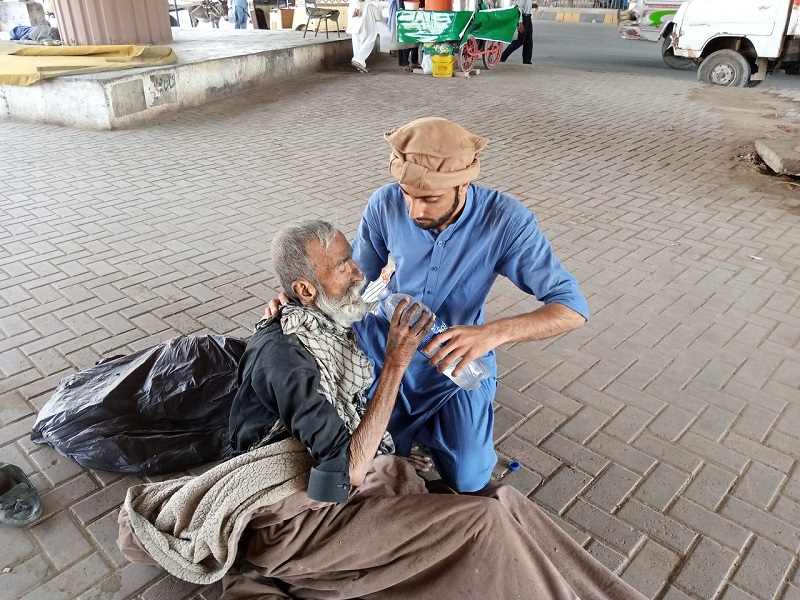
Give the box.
[697,49,751,87]
[661,36,694,71]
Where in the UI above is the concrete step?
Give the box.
[0,28,350,129]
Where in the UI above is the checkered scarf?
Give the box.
[265,305,394,455]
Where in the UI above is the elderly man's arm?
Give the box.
[249,300,431,501]
[348,298,433,486]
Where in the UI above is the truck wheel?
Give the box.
[661,36,694,71]
[697,49,751,87]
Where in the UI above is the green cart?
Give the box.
[396,6,520,72]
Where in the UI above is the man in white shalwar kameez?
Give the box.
[346,0,380,72]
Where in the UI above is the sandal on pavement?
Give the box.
[0,463,42,528]
[351,59,369,73]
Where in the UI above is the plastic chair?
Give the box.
[303,0,341,38]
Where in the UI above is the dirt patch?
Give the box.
[734,142,800,199]
[690,85,800,203]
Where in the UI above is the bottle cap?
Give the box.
[508,460,521,471]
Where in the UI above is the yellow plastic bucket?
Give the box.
[431,54,454,78]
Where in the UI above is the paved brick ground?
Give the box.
[1,50,799,600]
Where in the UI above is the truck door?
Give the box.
[682,0,782,37]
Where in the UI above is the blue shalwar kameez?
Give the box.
[352,183,589,491]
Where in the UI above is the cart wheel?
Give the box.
[458,35,478,73]
[483,41,502,69]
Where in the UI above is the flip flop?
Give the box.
[350,59,369,73]
[0,463,42,528]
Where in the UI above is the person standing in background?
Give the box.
[500,0,537,64]
[232,0,249,28]
[397,0,423,72]
[347,0,381,72]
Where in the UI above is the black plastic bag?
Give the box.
[31,335,248,475]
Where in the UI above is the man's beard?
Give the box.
[315,281,372,328]
[412,188,460,231]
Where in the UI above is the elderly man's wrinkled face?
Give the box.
[400,183,469,232]
[307,232,370,327]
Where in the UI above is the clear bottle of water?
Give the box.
[380,291,490,390]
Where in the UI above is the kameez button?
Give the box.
[430,266,437,271]
[437,241,443,246]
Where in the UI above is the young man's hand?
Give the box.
[264,292,290,318]
[425,303,586,377]
[424,324,494,377]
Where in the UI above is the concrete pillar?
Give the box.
[51,0,173,45]
[0,1,49,28]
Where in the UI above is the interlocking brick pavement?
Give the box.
[1,49,800,600]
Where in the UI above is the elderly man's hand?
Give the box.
[385,297,434,369]
[264,292,290,318]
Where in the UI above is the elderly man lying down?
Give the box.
[118,220,646,600]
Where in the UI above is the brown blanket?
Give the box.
[119,449,646,600]
[222,457,648,600]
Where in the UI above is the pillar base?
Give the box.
[52,0,172,46]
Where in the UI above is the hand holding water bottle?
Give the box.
[421,321,494,382]
[384,296,435,371]
[377,291,491,390]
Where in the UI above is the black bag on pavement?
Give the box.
[30,335,248,476]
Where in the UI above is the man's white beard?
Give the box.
[315,281,372,328]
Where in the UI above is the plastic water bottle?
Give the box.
[380,291,490,390]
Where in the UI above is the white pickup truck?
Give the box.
[619,0,693,69]
[670,0,800,86]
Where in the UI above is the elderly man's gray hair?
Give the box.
[271,220,338,300]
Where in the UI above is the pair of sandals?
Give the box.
[351,59,369,73]
[0,463,42,528]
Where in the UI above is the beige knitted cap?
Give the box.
[385,117,488,189]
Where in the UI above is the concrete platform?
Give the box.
[0,28,351,130]
[755,138,800,176]
[0,5,622,131]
